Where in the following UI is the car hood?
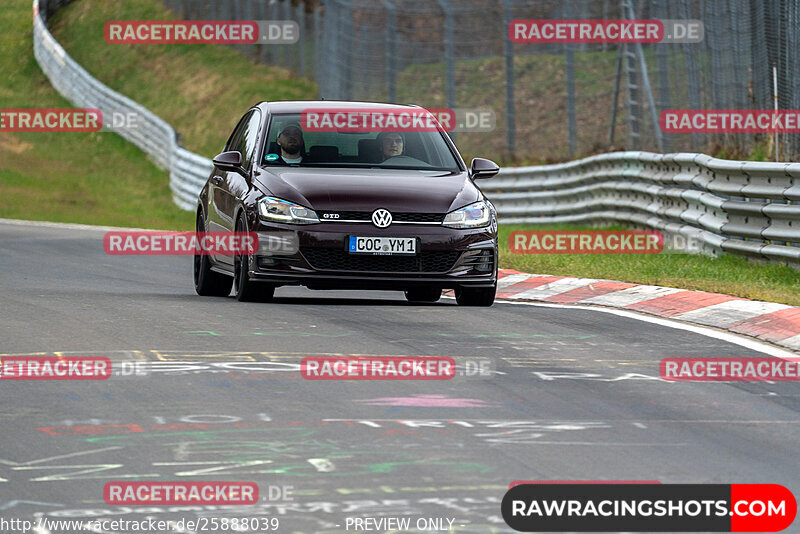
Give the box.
[252,166,480,213]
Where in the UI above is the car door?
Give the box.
[214,109,262,267]
[208,112,248,231]
[208,112,249,265]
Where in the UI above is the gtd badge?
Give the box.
[322,213,340,219]
[371,209,392,228]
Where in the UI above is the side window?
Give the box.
[234,110,262,170]
[224,112,251,152]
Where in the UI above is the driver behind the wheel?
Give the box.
[377,132,404,161]
[275,122,305,164]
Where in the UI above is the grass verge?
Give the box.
[48,0,317,158]
[0,0,192,229]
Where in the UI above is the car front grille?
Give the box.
[320,211,444,224]
[393,213,445,223]
[301,248,462,273]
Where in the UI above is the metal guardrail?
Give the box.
[32,6,799,264]
[485,152,800,263]
[33,9,211,211]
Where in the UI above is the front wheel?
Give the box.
[234,214,274,302]
[194,214,232,297]
[455,285,496,307]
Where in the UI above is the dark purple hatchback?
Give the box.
[194,101,499,305]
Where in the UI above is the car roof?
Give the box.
[256,101,423,114]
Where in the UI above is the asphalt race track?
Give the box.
[2,220,800,534]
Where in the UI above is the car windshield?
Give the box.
[261,112,462,172]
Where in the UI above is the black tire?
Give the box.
[234,214,275,302]
[455,285,496,307]
[194,213,232,297]
[404,287,442,303]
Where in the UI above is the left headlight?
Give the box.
[258,196,320,225]
[442,200,491,229]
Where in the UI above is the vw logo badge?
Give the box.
[371,208,392,228]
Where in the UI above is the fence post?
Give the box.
[297,2,306,77]
[621,0,663,152]
[436,0,456,142]
[501,0,516,155]
[268,0,279,64]
[566,48,576,157]
[379,0,397,103]
[680,0,702,149]
[281,0,291,69]
[256,0,266,64]
[634,42,663,153]
[232,0,242,55]
[340,0,352,100]
[313,6,321,86]
[621,0,639,148]
[319,0,336,98]
[654,0,671,152]
[608,44,623,145]
[245,0,258,62]
[564,0,577,157]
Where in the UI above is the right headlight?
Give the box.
[442,200,491,229]
[258,196,320,225]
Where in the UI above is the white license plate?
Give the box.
[348,236,417,255]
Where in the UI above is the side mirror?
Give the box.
[470,157,500,179]
[212,151,244,172]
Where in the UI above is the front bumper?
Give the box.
[247,220,497,290]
